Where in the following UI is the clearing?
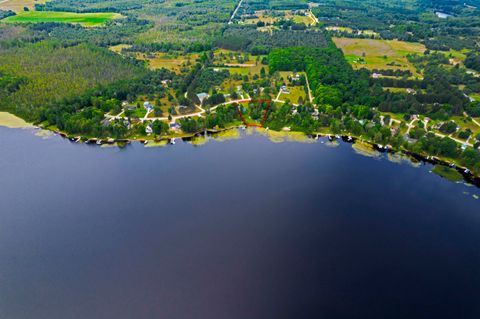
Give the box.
[136,52,199,72]
[333,38,425,76]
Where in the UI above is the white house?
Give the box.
[145,124,153,135]
[143,101,153,110]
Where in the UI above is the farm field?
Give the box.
[2,11,122,27]
[333,38,425,76]
[0,0,46,12]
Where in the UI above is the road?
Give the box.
[305,73,314,103]
[228,0,243,24]
[105,99,254,123]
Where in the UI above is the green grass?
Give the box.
[334,38,425,76]
[3,11,122,27]
[432,165,464,182]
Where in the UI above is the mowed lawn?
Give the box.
[3,11,122,27]
[333,38,425,76]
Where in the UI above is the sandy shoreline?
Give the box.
[0,112,34,129]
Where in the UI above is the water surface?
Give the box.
[0,127,479,319]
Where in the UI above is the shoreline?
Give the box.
[1,111,479,185]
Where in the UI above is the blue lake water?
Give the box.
[0,127,479,319]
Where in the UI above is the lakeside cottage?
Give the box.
[169,122,181,131]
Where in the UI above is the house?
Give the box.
[161,80,171,87]
[280,85,289,94]
[372,73,382,79]
[145,124,153,135]
[197,93,209,104]
[169,122,181,131]
[143,101,153,110]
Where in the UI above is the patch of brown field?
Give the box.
[0,0,47,12]
[108,44,132,54]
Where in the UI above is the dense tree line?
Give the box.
[465,52,480,72]
[269,47,377,106]
[217,27,328,53]
[0,40,146,120]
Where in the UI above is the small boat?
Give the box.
[328,135,333,141]
[170,138,176,145]
[96,140,102,145]
[347,136,353,142]
[464,169,471,174]
[314,135,319,140]
[143,140,149,145]
[449,163,456,168]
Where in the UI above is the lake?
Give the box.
[0,126,479,319]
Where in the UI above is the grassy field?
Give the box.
[471,93,480,102]
[279,86,306,104]
[333,38,425,76]
[326,26,353,32]
[3,11,122,27]
[136,52,199,72]
[109,44,132,54]
[0,0,47,12]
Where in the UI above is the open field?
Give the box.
[136,53,199,72]
[333,38,425,76]
[243,10,316,27]
[109,44,132,54]
[2,11,122,27]
[279,86,306,104]
[326,26,353,33]
[0,0,46,12]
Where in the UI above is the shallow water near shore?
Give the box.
[0,126,479,319]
